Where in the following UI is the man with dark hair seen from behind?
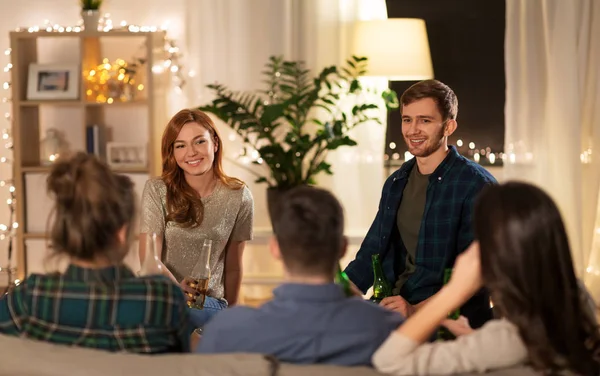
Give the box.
[344,79,497,329]
[196,186,404,366]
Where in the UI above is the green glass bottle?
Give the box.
[335,263,353,297]
[370,254,392,303]
[437,268,460,341]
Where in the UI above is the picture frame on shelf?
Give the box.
[26,63,80,100]
[106,142,147,169]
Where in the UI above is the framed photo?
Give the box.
[27,63,80,100]
[106,142,147,169]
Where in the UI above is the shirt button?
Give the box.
[387,206,390,210]
[438,177,442,181]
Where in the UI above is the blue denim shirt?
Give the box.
[196,283,404,366]
[345,146,497,327]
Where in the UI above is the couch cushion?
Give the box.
[0,334,541,376]
[0,335,271,376]
[276,363,540,376]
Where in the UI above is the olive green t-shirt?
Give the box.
[393,165,429,294]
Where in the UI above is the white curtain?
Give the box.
[504,0,600,293]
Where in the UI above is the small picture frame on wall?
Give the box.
[106,142,147,169]
[27,63,80,100]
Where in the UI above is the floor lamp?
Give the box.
[352,18,434,166]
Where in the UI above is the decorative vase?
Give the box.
[81,10,100,32]
[40,128,63,165]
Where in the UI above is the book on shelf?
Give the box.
[86,124,107,160]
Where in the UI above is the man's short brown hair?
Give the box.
[400,79,458,121]
[272,186,344,276]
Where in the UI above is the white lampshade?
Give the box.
[352,18,434,81]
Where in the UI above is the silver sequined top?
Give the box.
[140,178,254,299]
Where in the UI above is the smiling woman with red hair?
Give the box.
[139,108,254,329]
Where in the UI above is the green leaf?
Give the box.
[382,89,400,110]
[349,79,361,92]
[261,104,285,124]
[314,161,333,175]
[326,137,358,150]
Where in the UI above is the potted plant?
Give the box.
[198,55,397,220]
[81,0,103,31]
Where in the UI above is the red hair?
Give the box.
[161,108,244,227]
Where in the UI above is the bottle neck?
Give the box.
[372,258,385,278]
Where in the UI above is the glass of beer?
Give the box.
[186,239,212,309]
[139,232,164,276]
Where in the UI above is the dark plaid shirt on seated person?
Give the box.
[0,264,190,353]
[345,146,497,328]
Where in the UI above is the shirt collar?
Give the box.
[273,283,346,302]
[429,145,459,181]
[63,264,135,283]
[396,145,460,182]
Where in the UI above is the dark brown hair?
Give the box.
[272,186,344,276]
[474,182,600,375]
[161,108,243,227]
[401,79,458,121]
[46,152,136,262]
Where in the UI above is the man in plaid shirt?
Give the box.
[344,80,496,329]
[0,264,190,353]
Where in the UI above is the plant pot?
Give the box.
[266,187,292,226]
[81,10,100,32]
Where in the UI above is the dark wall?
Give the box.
[385,0,505,159]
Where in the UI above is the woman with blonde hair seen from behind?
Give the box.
[373,181,600,375]
[0,152,190,353]
[140,108,253,329]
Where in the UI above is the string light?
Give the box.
[84,58,145,103]
[0,45,19,291]
[386,140,503,165]
[13,16,187,89]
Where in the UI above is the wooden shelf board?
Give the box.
[23,232,144,240]
[84,100,148,107]
[21,165,150,174]
[19,100,83,107]
[23,232,48,240]
[111,166,150,174]
[20,166,53,173]
[10,30,163,39]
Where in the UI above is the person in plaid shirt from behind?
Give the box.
[0,152,190,353]
[344,80,497,330]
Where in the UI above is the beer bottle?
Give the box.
[335,264,353,297]
[370,254,392,303]
[437,268,460,341]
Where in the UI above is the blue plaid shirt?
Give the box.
[345,146,496,326]
[0,264,190,353]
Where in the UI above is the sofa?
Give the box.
[0,335,540,376]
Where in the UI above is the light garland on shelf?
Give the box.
[84,58,145,103]
[0,48,18,291]
[12,15,187,89]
